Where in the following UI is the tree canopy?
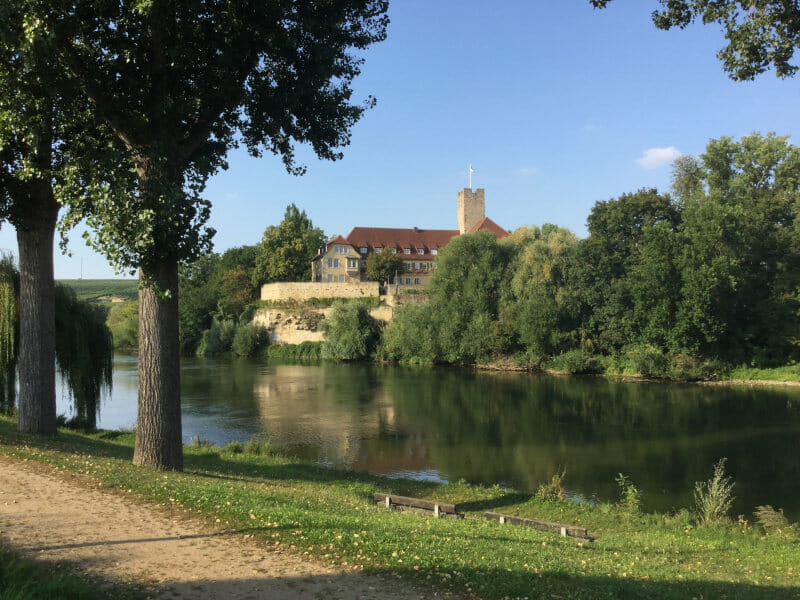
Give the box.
[26,0,388,470]
[252,204,326,286]
[590,0,800,79]
[365,249,404,284]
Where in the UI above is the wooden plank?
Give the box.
[484,511,592,540]
[374,493,458,515]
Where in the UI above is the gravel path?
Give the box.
[0,456,454,599]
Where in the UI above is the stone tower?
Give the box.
[457,188,485,234]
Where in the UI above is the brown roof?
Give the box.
[468,217,509,238]
[344,227,459,260]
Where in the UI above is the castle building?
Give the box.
[311,188,508,288]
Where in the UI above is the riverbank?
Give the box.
[1,416,797,599]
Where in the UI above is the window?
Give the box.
[327,258,339,269]
[403,248,411,255]
[405,277,411,285]
[360,247,368,254]
[431,248,438,255]
[327,274,333,282]
[347,258,359,269]
[405,263,413,271]
[391,248,397,254]
[414,278,420,286]
[339,274,345,282]
[417,248,424,255]
[375,247,381,254]
[414,262,420,270]
[334,245,347,254]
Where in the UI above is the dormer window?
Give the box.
[417,248,425,255]
[375,247,381,254]
[360,247,368,254]
[391,248,397,254]
[403,248,411,255]
[431,248,438,255]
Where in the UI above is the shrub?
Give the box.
[224,440,244,454]
[232,323,269,356]
[669,354,726,381]
[545,349,598,374]
[615,473,642,515]
[322,301,381,360]
[536,468,566,500]
[378,304,438,363]
[190,435,215,448]
[624,344,669,378]
[244,437,270,455]
[694,458,735,525]
[107,300,138,351]
[197,318,236,356]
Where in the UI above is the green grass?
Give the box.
[727,364,800,383]
[57,279,139,303]
[0,544,144,600]
[0,416,798,599]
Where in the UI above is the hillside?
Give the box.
[57,279,138,303]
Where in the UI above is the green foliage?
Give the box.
[428,231,511,363]
[56,279,139,303]
[0,256,17,413]
[615,473,642,515]
[224,440,244,454]
[378,304,438,363]
[107,301,138,351]
[545,349,598,375]
[623,344,670,378]
[322,301,381,360]
[694,458,736,525]
[365,250,404,284]
[231,323,269,357]
[591,0,800,79]
[197,318,236,357]
[265,341,323,359]
[53,284,114,430]
[243,437,270,456]
[536,468,566,501]
[252,204,327,286]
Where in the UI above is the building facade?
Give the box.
[311,188,508,288]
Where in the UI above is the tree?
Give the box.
[0,7,121,433]
[590,0,800,79]
[252,204,326,286]
[322,301,381,360]
[365,250,404,284]
[41,1,388,469]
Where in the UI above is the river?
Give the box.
[57,355,800,520]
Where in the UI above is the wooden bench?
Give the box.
[374,493,462,519]
[484,511,593,541]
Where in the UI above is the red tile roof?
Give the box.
[467,217,509,238]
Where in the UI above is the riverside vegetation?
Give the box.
[69,133,800,383]
[0,415,797,600]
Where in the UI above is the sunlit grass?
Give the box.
[0,416,797,599]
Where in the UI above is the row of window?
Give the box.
[359,246,438,256]
[327,258,432,271]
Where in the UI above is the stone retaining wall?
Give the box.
[260,281,379,302]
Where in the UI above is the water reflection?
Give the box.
[58,356,800,519]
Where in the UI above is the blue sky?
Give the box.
[3,1,799,279]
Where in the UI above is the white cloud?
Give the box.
[517,167,538,176]
[636,146,682,169]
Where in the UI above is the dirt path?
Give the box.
[0,457,452,599]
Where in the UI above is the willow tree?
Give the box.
[0,6,113,433]
[0,255,17,413]
[46,0,389,470]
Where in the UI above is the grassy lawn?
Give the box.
[0,416,797,599]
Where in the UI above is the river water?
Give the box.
[57,355,800,519]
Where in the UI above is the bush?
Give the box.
[668,354,726,380]
[107,300,138,351]
[545,349,598,374]
[232,323,269,357]
[694,458,735,525]
[224,440,244,454]
[244,437,269,455]
[197,318,236,356]
[378,304,438,363]
[624,344,669,378]
[321,301,381,360]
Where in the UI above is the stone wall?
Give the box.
[260,281,380,302]
[254,304,395,345]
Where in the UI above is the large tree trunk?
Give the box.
[16,187,59,434]
[133,259,183,470]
